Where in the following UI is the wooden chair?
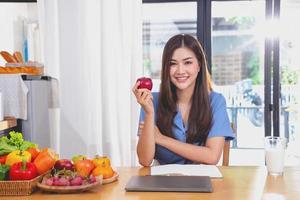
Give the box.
[222,123,236,166]
[222,141,230,166]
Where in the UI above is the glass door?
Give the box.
[210,0,266,165]
[279,0,300,165]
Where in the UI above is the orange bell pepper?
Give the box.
[33,148,57,175]
[26,147,40,161]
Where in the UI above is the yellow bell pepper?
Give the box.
[5,150,31,166]
[92,155,111,168]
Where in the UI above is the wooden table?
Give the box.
[262,166,300,200]
[1,166,299,200]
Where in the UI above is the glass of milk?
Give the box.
[265,136,287,176]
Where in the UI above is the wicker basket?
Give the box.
[0,174,44,196]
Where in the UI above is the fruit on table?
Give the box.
[137,77,153,91]
[72,155,87,164]
[91,155,114,179]
[70,176,84,186]
[9,161,38,180]
[92,155,111,167]
[42,175,96,186]
[34,148,57,175]
[41,169,97,186]
[5,150,31,166]
[92,165,114,179]
[74,159,95,177]
[54,159,74,171]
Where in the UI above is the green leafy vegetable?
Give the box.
[0,140,17,156]
[0,131,37,156]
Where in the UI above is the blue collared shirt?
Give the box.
[138,91,235,164]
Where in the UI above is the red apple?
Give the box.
[54,159,74,171]
[137,77,153,91]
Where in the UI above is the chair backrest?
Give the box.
[222,141,230,166]
[222,123,236,166]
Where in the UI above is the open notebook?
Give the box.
[150,164,223,178]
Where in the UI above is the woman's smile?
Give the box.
[174,75,189,83]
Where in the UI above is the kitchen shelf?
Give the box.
[0,117,17,131]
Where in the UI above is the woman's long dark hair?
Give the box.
[156,34,212,144]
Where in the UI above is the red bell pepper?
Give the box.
[0,155,7,164]
[9,161,38,180]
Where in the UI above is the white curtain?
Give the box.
[37,0,142,166]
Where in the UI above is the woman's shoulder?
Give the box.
[210,91,225,101]
[210,91,227,108]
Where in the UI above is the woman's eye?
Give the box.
[185,61,192,65]
[170,62,176,66]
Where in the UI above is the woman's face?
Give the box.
[169,47,200,91]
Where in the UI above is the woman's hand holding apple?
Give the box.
[132,78,154,114]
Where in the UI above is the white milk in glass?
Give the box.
[265,136,286,176]
[265,148,285,175]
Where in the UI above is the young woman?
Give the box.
[132,34,235,166]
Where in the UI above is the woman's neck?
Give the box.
[176,85,194,105]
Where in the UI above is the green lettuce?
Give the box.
[0,131,37,156]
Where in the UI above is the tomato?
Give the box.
[75,159,95,177]
[5,150,31,166]
[9,161,38,180]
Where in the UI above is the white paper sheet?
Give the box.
[151,164,223,178]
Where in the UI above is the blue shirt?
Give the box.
[138,91,235,164]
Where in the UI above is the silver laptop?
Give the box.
[125,175,213,192]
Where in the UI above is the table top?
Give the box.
[1,166,300,200]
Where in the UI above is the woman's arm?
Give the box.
[132,82,156,166]
[155,127,225,164]
[137,114,156,166]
